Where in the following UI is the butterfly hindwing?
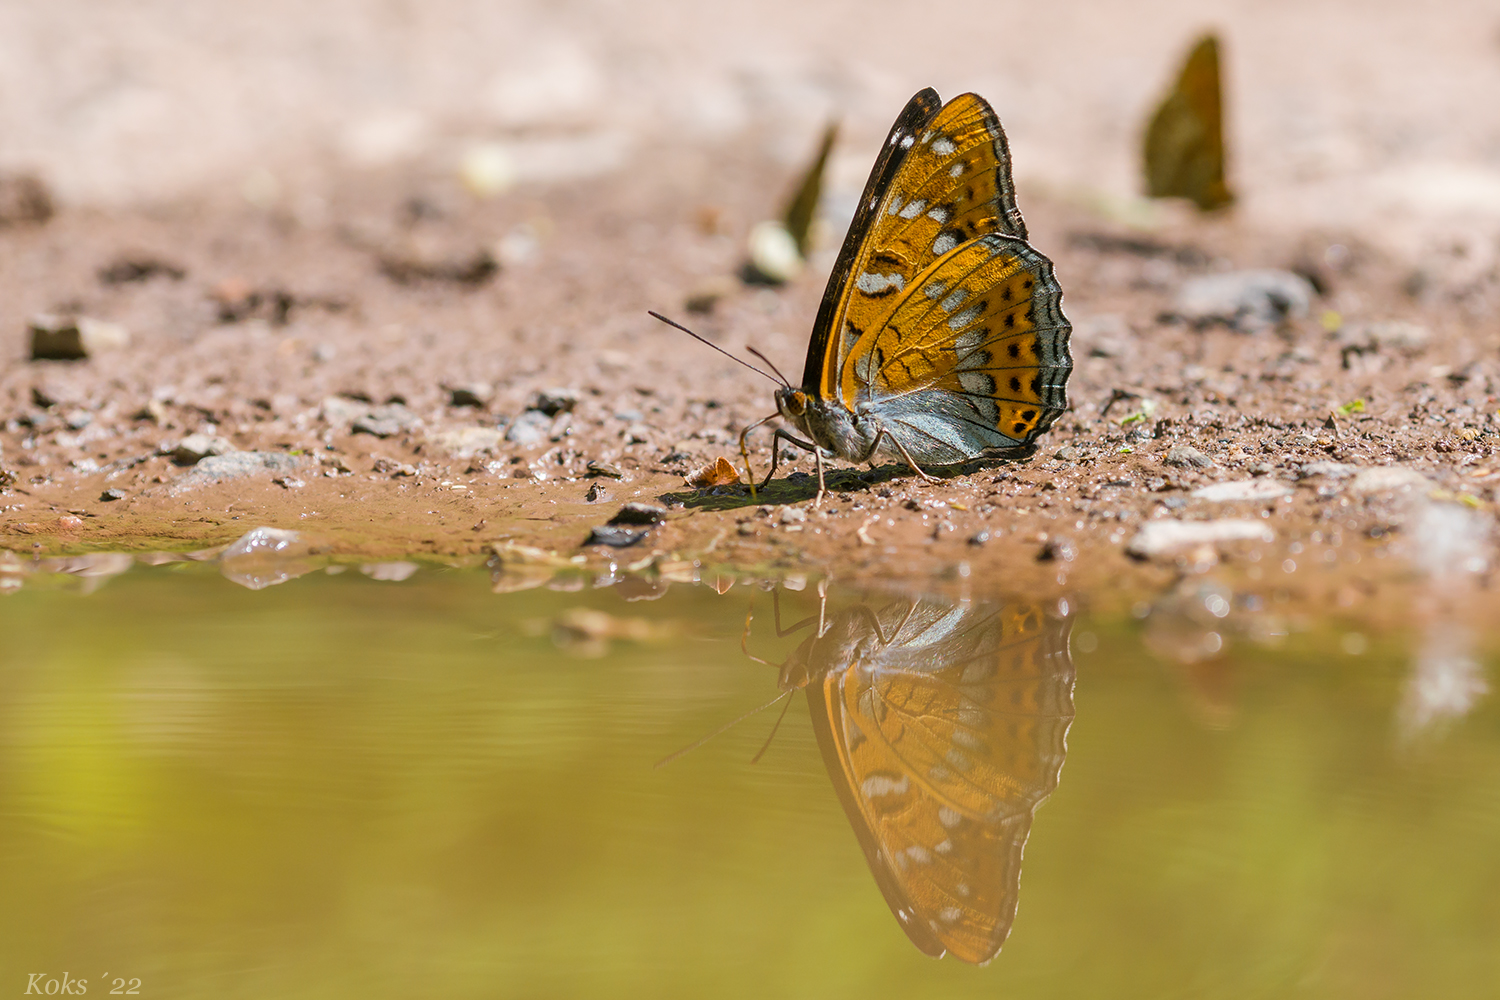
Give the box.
[840,234,1070,463]
[805,598,1075,964]
[805,92,1030,402]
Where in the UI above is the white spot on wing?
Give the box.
[899,134,915,149]
[945,747,974,770]
[932,137,956,156]
[887,196,905,217]
[940,288,969,312]
[948,304,982,330]
[934,839,953,854]
[855,271,906,294]
[939,907,963,923]
[933,232,959,255]
[927,206,950,223]
[952,729,985,750]
[938,805,962,829]
[898,199,927,220]
[861,774,910,797]
[924,281,948,300]
[954,329,983,353]
[949,162,965,178]
[906,845,933,864]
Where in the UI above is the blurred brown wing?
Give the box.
[804,91,1029,402]
[806,599,1074,964]
[1144,34,1233,211]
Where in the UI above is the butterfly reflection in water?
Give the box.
[753,590,1075,964]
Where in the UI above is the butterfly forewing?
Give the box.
[808,93,1030,402]
[806,598,1074,964]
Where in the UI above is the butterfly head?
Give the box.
[775,637,816,693]
[775,387,810,420]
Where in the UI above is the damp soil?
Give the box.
[3,138,1498,617]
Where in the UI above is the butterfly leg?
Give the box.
[812,446,827,506]
[762,428,820,491]
[870,426,943,486]
[737,413,780,499]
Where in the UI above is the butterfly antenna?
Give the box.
[749,690,796,764]
[648,311,784,385]
[745,346,792,388]
[653,689,792,769]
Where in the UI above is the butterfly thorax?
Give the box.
[775,386,882,464]
[777,609,888,696]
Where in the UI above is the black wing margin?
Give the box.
[798,88,943,391]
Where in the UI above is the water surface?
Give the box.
[1,559,1496,999]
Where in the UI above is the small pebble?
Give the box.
[446,382,494,407]
[505,410,552,446]
[1164,445,1215,469]
[533,388,578,416]
[99,488,126,502]
[28,314,130,360]
[968,530,991,546]
[173,432,236,465]
[1170,270,1314,332]
[1191,479,1293,502]
[1298,461,1359,480]
[177,451,302,486]
[0,172,53,226]
[609,502,667,526]
[1348,466,1432,497]
[744,220,803,284]
[1037,535,1077,562]
[585,525,648,548]
[586,460,624,479]
[1126,519,1275,559]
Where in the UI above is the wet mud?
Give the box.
[4,123,1499,626]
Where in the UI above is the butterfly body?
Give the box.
[752,89,1073,496]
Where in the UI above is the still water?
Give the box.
[0,556,1496,999]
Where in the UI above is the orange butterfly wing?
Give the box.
[802,92,1028,402]
[840,234,1070,450]
[805,599,1074,964]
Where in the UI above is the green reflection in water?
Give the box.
[0,563,1496,999]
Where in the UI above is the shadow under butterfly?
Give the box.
[745,590,1076,964]
[1144,33,1234,211]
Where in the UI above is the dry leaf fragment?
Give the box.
[686,456,742,488]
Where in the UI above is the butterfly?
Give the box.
[652,89,1072,502]
[1143,34,1234,211]
[755,591,1075,964]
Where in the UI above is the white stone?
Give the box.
[1348,466,1433,496]
[1126,519,1275,559]
[1191,479,1293,502]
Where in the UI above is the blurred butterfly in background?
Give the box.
[1144,34,1234,211]
[653,88,1072,501]
[742,121,840,286]
[755,591,1075,964]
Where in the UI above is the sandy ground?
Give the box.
[3,0,1500,616]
